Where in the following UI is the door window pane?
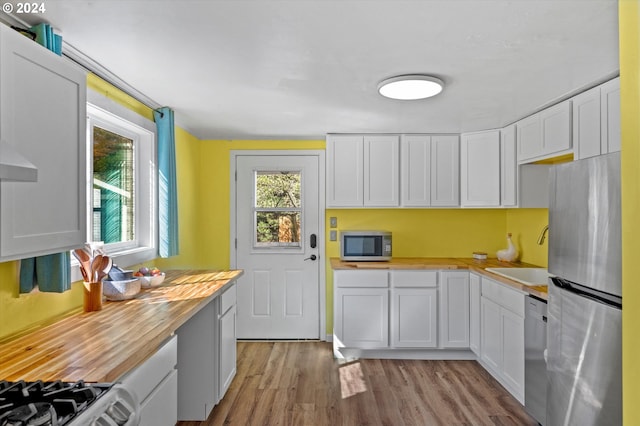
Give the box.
[92,126,135,244]
[254,171,302,248]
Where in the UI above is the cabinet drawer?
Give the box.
[481,278,525,317]
[220,282,236,315]
[138,369,178,426]
[390,270,438,287]
[334,270,389,288]
[121,335,177,404]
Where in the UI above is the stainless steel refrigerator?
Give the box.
[547,151,622,426]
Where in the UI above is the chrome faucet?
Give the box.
[537,225,549,245]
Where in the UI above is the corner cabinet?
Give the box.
[439,271,470,348]
[0,24,87,261]
[326,134,399,207]
[516,99,572,163]
[400,135,459,207]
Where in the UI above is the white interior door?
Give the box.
[234,154,320,339]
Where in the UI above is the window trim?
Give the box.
[71,89,158,282]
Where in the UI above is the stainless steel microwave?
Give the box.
[340,231,392,261]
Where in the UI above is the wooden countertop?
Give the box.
[0,269,243,383]
[330,257,548,300]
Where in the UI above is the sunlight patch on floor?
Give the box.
[339,362,368,399]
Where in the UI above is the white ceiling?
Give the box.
[3,0,619,140]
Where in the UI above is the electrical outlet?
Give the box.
[330,230,337,241]
[330,217,337,228]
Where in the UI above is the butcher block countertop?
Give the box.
[0,269,243,383]
[330,257,548,300]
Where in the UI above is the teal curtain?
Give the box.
[29,23,62,55]
[18,23,68,293]
[19,253,71,293]
[154,107,179,257]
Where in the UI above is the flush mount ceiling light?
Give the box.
[377,75,444,100]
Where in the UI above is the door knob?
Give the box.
[304,254,317,261]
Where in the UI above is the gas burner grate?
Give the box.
[0,380,113,426]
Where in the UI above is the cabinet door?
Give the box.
[326,135,363,207]
[500,125,517,207]
[439,271,470,348]
[219,304,236,401]
[501,308,525,403]
[469,273,481,356]
[176,301,218,421]
[573,86,602,160]
[431,135,460,206]
[0,25,86,260]
[391,288,438,348]
[400,135,431,206]
[335,287,389,348]
[139,370,178,426]
[516,114,542,162]
[364,135,399,206]
[540,100,572,156]
[481,297,502,372]
[601,77,620,154]
[460,130,500,206]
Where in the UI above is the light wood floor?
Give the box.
[177,341,537,426]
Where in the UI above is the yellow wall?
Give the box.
[0,75,201,340]
[620,1,638,423]
[505,209,549,267]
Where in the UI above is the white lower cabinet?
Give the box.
[121,335,178,426]
[390,270,438,348]
[469,273,481,356]
[479,276,526,404]
[176,282,237,421]
[335,287,389,348]
[334,269,471,353]
[439,271,470,348]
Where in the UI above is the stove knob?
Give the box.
[106,398,134,425]
[90,413,119,426]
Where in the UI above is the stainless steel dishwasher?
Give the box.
[525,295,547,425]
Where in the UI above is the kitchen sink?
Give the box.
[484,267,551,286]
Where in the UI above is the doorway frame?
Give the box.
[230,150,327,341]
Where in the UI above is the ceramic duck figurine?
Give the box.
[497,233,518,262]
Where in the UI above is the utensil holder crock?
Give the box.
[83,281,103,312]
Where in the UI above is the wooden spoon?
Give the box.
[73,249,92,282]
[99,256,113,282]
[91,254,103,283]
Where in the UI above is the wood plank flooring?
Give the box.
[177,341,538,426]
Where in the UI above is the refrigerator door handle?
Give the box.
[550,277,622,310]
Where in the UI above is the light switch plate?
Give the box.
[330,230,337,241]
[330,217,337,228]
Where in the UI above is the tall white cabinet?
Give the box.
[0,24,86,261]
[400,135,459,207]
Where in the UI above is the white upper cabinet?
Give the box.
[364,135,400,206]
[0,24,87,261]
[326,134,399,207]
[573,77,620,160]
[400,134,459,207]
[460,130,500,207]
[500,125,517,207]
[601,77,621,154]
[572,85,602,160]
[517,99,572,163]
[326,135,364,207]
